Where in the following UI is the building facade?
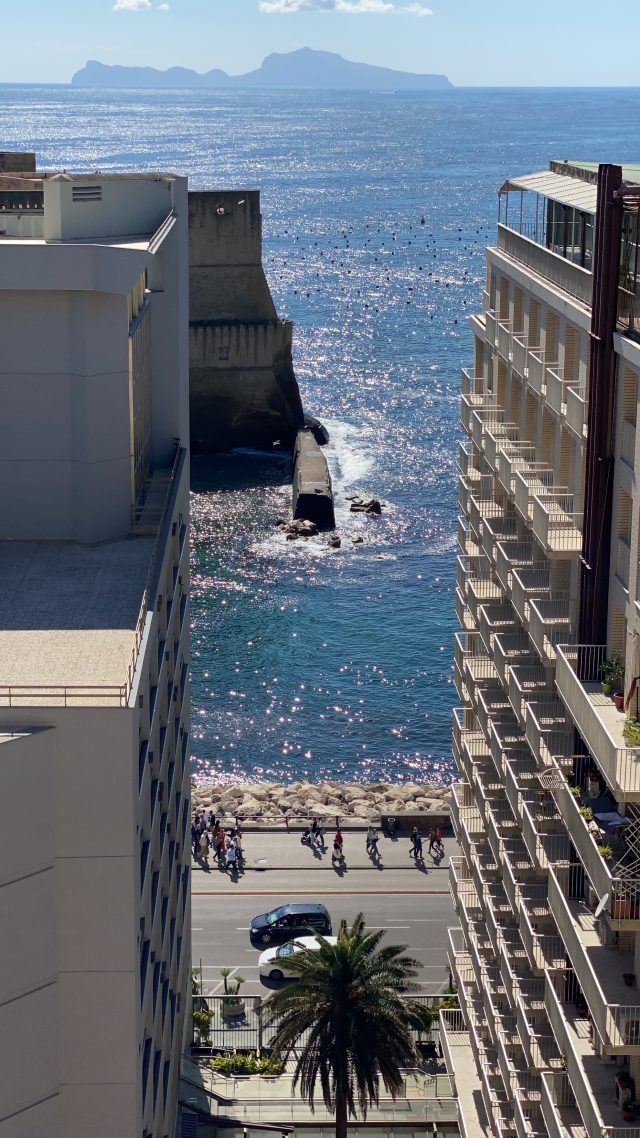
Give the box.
[440,161,640,1138]
[0,165,191,1138]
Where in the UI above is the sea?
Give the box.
[2,84,640,786]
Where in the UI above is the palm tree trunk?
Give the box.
[335,1080,348,1138]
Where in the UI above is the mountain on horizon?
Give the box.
[71,48,452,91]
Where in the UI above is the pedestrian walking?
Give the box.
[198,830,210,866]
[414,834,424,863]
[315,825,326,851]
[226,841,237,874]
[332,828,344,864]
[217,829,226,864]
[436,826,444,850]
[409,827,419,858]
[428,828,437,854]
[310,818,319,843]
[369,829,380,861]
[191,822,199,857]
[366,826,374,852]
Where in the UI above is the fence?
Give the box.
[192,994,447,1055]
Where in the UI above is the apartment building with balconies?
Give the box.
[0,162,191,1138]
[441,161,640,1138]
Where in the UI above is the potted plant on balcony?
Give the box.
[597,843,614,861]
[623,717,640,747]
[600,652,625,697]
[220,968,246,1019]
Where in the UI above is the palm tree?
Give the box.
[260,912,433,1138]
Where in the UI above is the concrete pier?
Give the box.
[292,429,335,529]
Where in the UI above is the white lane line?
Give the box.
[236,926,251,930]
[368,925,411,930]
[192,927,204,931]
[200,964,260,970]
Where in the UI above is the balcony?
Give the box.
[468,492,504,540]
[525,700,572,768]
[497,444,538,499]
[439,1008,494,1138]
[566,384,588,441]
[521,794,568,870]
[479,602,521,655]
[461,393,498,436]
[512,334,528,378]
[489,716,528,776]
[461,367,486,397]
[528,349,552,399]
[496,224,593,309]
[494,633,536,686]
[528,595,575,665]
[514,466,558,522]
[540,1071,587,1138]
[546,365,581,419]
[511,567,552,626]
[456,585,477,633]
[476,685,513,741]
[484,422,520,473]
[508,663,553,730]
[504,751,540,820]
[481,511,519,561]
[452,705,479,767]
[547,869,640,1052]
[546,759,613,901]
[485,308,498,347]
[556,645,640,799]
[530,493,583,556]
[545,969,640,1138]
[497,321,514,362]
[458,732,493,787]
[495,539,535,594]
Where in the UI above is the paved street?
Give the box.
[192,890,456,996]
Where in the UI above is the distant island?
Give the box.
[71,48,452,91]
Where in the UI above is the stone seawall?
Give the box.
[191,781,451,825]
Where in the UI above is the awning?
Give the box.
[499,171,598,215]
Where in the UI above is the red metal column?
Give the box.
[579,164,623,645]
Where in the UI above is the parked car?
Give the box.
[259,935,338,982]
[249,903,332,944]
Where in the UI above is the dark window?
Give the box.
[142,1038,152,1105]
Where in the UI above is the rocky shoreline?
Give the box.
[191,781,452,825]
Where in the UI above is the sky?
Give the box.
[2,0,638,88]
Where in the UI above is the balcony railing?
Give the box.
[494,633,536,686]
[482,511,519,562]
[461,393,498,436]
[495,539,535,593]
[530,494,583,556]
[485,422,520,472]
[479,602,521,654]
[566,384,588,440]
[547,872,640,1052]
[525,700,572,768]
[528,350,553,398]
[508,664,553,730]
[461,366,485,397]
[497,444,538,497]
[512,334,528,378]
[555,645,640,798]
[497,321,514,362]
[496,224,593,308]
[511,567,552,626]
[514,467,559,522]
[528,595,575,664]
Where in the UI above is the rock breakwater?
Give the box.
[191,781,451,825]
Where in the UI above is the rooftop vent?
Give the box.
[72,184,102,203]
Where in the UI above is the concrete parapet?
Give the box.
[292,429,335,529]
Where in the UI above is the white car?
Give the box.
[258,934,338,982]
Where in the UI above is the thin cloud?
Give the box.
[258,0,432,14]
[113,0,152,9]
[158,2,170,8]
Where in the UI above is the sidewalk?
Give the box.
[191,829,458,893]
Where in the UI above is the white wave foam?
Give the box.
[322,419,374,492]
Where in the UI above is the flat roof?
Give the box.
[569,161,640,183]
[0,537,155,701]
[501,170,598,213]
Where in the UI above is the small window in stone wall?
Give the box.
[218,346,229,361]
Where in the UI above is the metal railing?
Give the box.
[555,644,640,796]
[497,225,593,308]
[566,384,587,438]
[530,495,582,555]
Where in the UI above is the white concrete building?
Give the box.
[440,161,640,1138]
[0,164,191,1138]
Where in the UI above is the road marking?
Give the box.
[200,964,260,970]
[192,927,203,931]
[368,925,410,929]
[193,890,450,897]
[236,926,251,930]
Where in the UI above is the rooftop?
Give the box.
[0,537,155,704]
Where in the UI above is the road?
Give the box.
[192,891,456,996]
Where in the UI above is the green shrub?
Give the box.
[623,718,640,747]
[211,1051,284,1076]
[579,806,593,822]
[597,844,614,861]
[569,785,581,798]
[193,1009,213,1045]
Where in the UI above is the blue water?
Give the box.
[3,85,640,784]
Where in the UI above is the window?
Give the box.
[218,345,230,361]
